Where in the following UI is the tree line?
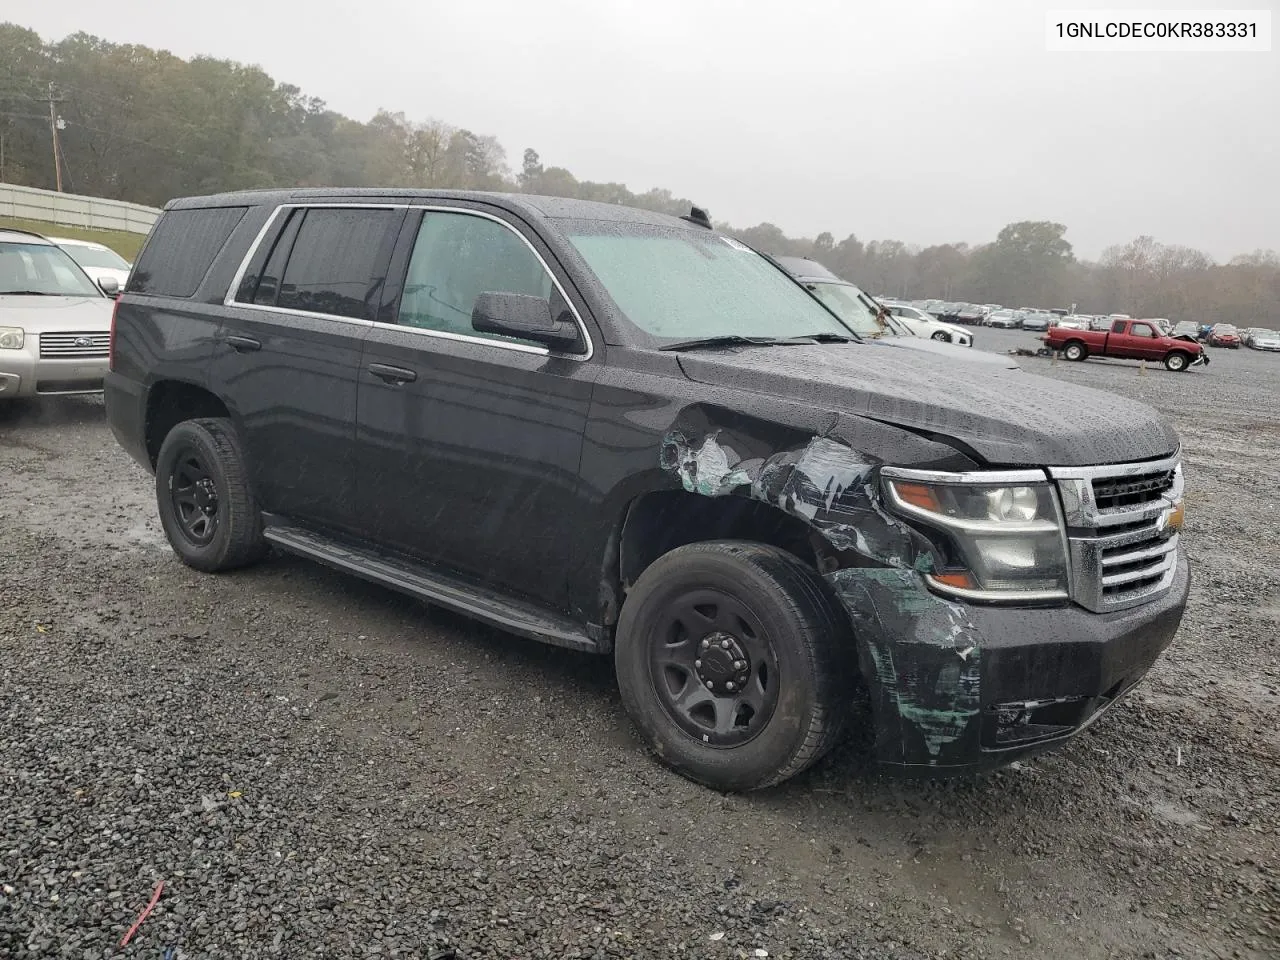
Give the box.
[1,23,1276,325]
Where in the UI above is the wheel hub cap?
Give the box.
[695,632,751,694]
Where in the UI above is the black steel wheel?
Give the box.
[155,418,266,572]
[649,588,779,748]
[615,541,857,791]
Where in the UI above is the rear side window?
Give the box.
[274,208,397,320]
[128,206,248,297]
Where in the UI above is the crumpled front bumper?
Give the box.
[826,557,1190,774]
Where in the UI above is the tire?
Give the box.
[1062,340,1087,361]
[1164,351,1189,372]
[155,417,266,572]
[614,541,856,791]
[930,331,950,342]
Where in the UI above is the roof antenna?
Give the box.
[680,205,712,229]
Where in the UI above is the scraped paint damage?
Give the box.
[660,427,983,764]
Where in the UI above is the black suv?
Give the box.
[106,189,1190,791]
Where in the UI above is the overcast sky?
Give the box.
[8,0,1277,260]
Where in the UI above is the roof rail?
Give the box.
[0,225,52,242]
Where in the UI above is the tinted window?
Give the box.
[397,212,553,342]
[1111,320,1127,333]
[128,206,247,297]
[276,208,397,319]
[250,210,303,306]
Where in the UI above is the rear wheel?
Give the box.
[155,418,266,572]
[1062,340,1087,361]
[615,541,856,791]
[1164,351,1190,372]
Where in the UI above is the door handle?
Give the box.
[224,335,261,353]
[368,362,417,385]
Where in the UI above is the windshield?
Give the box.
[1216,325,1238,333]
[563,223,851,342]
[0,241,101,296]
[60,243,129,270]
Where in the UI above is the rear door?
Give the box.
[356,205,596,609]
[211,204,404,532]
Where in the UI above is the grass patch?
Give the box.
[0,217,147,260]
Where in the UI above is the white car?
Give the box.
[48,236,132,293]
[881,302,973,346]
[1,229,115,400]
[984,309,1022,329]
[1056,315,1091,331]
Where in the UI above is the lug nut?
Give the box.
[733,660,744,670]
[694,659,702,668]
[705,680,714,689]
[721,639,731,649]
[726,681,736,692]
[701,639,710,650]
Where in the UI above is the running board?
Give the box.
[262,522,601,654]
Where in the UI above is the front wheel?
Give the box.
[931,331,950,342]
[1062,341,1087,361]
[615,542,856,791]
[155,418,266,572]
[1164,351,1190,372]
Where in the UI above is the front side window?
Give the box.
[0,242,100,297]
[397,212,553,344]
[564,222,850,342]
[275,208,398,320]
[1131,324,1155,338]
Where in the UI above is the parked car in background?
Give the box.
[1021,313,1053,332]
[880,301,973,345]
[1208,324,1241,348]
[1089,316,1114,331]
[1244,328,1280,351]
[1171,321,1201,340]
[985,309,1021,329]
[774,260,1005,364]
[1045,318,1207,371]
[1055,315,1089,331]
[956,303,987,325]
[0,228,115,400]
[49,236,132,294]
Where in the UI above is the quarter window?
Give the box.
[273,208,398,320]
[397,212,554,344]
[129,206,247,297]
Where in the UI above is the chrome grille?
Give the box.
[1050,453,1183,612]
[39,332,109,359]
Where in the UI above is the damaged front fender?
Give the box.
[659,422,985,765]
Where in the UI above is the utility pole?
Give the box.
[37,82,65,192]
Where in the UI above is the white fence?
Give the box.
[0,182,160,235]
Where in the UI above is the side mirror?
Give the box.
[472,292,582,352]
[97,276,120,297]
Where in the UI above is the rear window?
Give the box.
[128,206,248,297]
[274,208,397,319]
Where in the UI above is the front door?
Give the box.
[211,204,403,532]
[356,207,596,609]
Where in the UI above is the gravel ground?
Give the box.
[1,334,1277,960]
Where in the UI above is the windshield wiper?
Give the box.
[659,335,796,352]
[0,290,56,296]
[783,332,858,344]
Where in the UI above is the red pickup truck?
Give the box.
[1044,319,1208,372]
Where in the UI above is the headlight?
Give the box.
[883,468,1069,602]
[0,327,23,350]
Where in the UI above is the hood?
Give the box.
[0,295,113,333]
[675,343,1179,467]
[873,335,1019,370]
